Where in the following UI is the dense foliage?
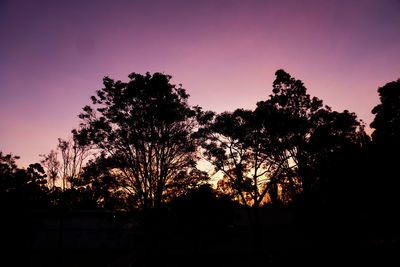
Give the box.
[1,70,397,221]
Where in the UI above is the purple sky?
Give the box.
[1,0,400,167]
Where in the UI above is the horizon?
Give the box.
[1,0,400,167]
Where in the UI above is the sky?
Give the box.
[1,0,400,167]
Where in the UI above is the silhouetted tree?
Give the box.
[74,72,207,209]
[0,152,20,208]
[370,78,400,147]
[264,70,366,197]
[163,167,210,201]
[196,98,301,249]
[198,107,293,211]
[57,137,91,190]
[40,149,60,189]
[0,152,49,209]
[0,152,50,254]
[198,70,367,250]
[198,70,330,210]
[0,152,19,185]
[66,154,130,210]
[269,70,369,249]
[367,78,400,236]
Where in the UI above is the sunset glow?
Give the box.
[1,2,400,265]
[1,0,400,166]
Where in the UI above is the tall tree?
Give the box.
[269,70,367,248]
[57,137,91,190]
[368,78,400,229]
[198,70,329,210]
[0,152,48,209]
[198,107,293,211]
[74,72,207,209]
[198,70,366,244]
[265,70,366,195]
[39,150,60,189]
[370,78,400,147]
[196,76,310,248]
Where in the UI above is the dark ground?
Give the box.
[3,208,399,267]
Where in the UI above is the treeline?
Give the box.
[1,70,399,229]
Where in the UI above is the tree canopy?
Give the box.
[74,72,208,209]
[0,152,49,210]
[3,70,398,264]
[198,69,366,211]
[370,79,400,147]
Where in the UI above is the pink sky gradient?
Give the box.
[1,0,400,167]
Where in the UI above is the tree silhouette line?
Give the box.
[1,69,399,265]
